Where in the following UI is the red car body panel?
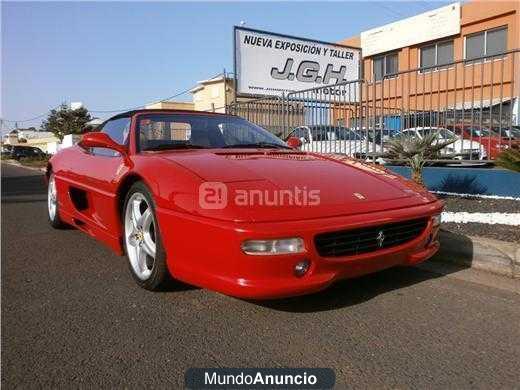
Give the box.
[48,109,443,298]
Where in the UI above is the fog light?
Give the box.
[432,214,441,227]
[294,260,310,277]
[241,238,305,255]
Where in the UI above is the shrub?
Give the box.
[385,132,456,185]
[19,155,50,167]
[496,149,520,172]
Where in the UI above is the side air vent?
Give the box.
[69,187,89,211]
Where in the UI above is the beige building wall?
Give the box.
[3,134,19,145]
[3,131,59,152]
[145,101,195,111]
[27,137,59,152]
[191,76,235,113]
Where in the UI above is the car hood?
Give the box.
[158,150,435,222]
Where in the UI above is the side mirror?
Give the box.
[78,132,127,155]
[286,137,302,149]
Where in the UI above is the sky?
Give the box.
[1,0,452,132]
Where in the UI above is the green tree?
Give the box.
[386,131,456,186]
[41,103,92,141]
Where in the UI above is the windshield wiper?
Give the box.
[222,142,291,150]
[144,143,208,151]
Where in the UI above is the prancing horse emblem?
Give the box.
[376,230,385,247]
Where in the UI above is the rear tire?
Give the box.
[123,181,170,291]
[47,173,67,229]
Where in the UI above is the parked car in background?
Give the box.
[10,145,48,160]
[397,127,487,164]
[447,124,517,159]
[286,125,380,159]
[1,144,13,155]
[501,125,520,140]
[364,128,399,145]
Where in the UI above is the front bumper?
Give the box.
[156,201,443,299]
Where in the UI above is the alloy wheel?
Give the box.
[124,193,157,280]
[48,175,57,221]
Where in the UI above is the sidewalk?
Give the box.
[432,230,520,279]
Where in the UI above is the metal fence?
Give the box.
[228,49,520,163]
[228,96,314,137]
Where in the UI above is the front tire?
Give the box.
[47,173,66,229]
[123,182,170,291]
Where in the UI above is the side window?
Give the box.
[402,129,419,138]
[311,128,327,141]
[92,117,131,157]
[421,129,438,138]
[297,128,310,142]
[102,117,131,145]
[289,127,310,142]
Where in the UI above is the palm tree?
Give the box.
[385,131,457,186]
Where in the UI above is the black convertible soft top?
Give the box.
[108,108,232,122]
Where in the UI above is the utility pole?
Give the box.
[223,68,227,114]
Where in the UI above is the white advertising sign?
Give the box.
[361,3,460,57]
[234,27,361,100]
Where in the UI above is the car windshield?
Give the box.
[353,130,369,140]
[137,114,289,151]
[310,126,362,141]
[464,127,498,137]
[508,126,520,138]
[363,129,390,142]
[427,128,455,139]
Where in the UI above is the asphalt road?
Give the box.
[2,162,520,389]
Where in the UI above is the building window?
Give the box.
[465,27,507,62]
[373,52,398,81]
[420,40,454,72]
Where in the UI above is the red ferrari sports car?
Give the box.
[47,109,443,299]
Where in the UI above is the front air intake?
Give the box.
[315,218,428,257]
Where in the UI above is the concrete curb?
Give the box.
[432,230,520,279]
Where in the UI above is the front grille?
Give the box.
[315,218,428,257]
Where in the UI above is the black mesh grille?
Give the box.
[315,218,428,257]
